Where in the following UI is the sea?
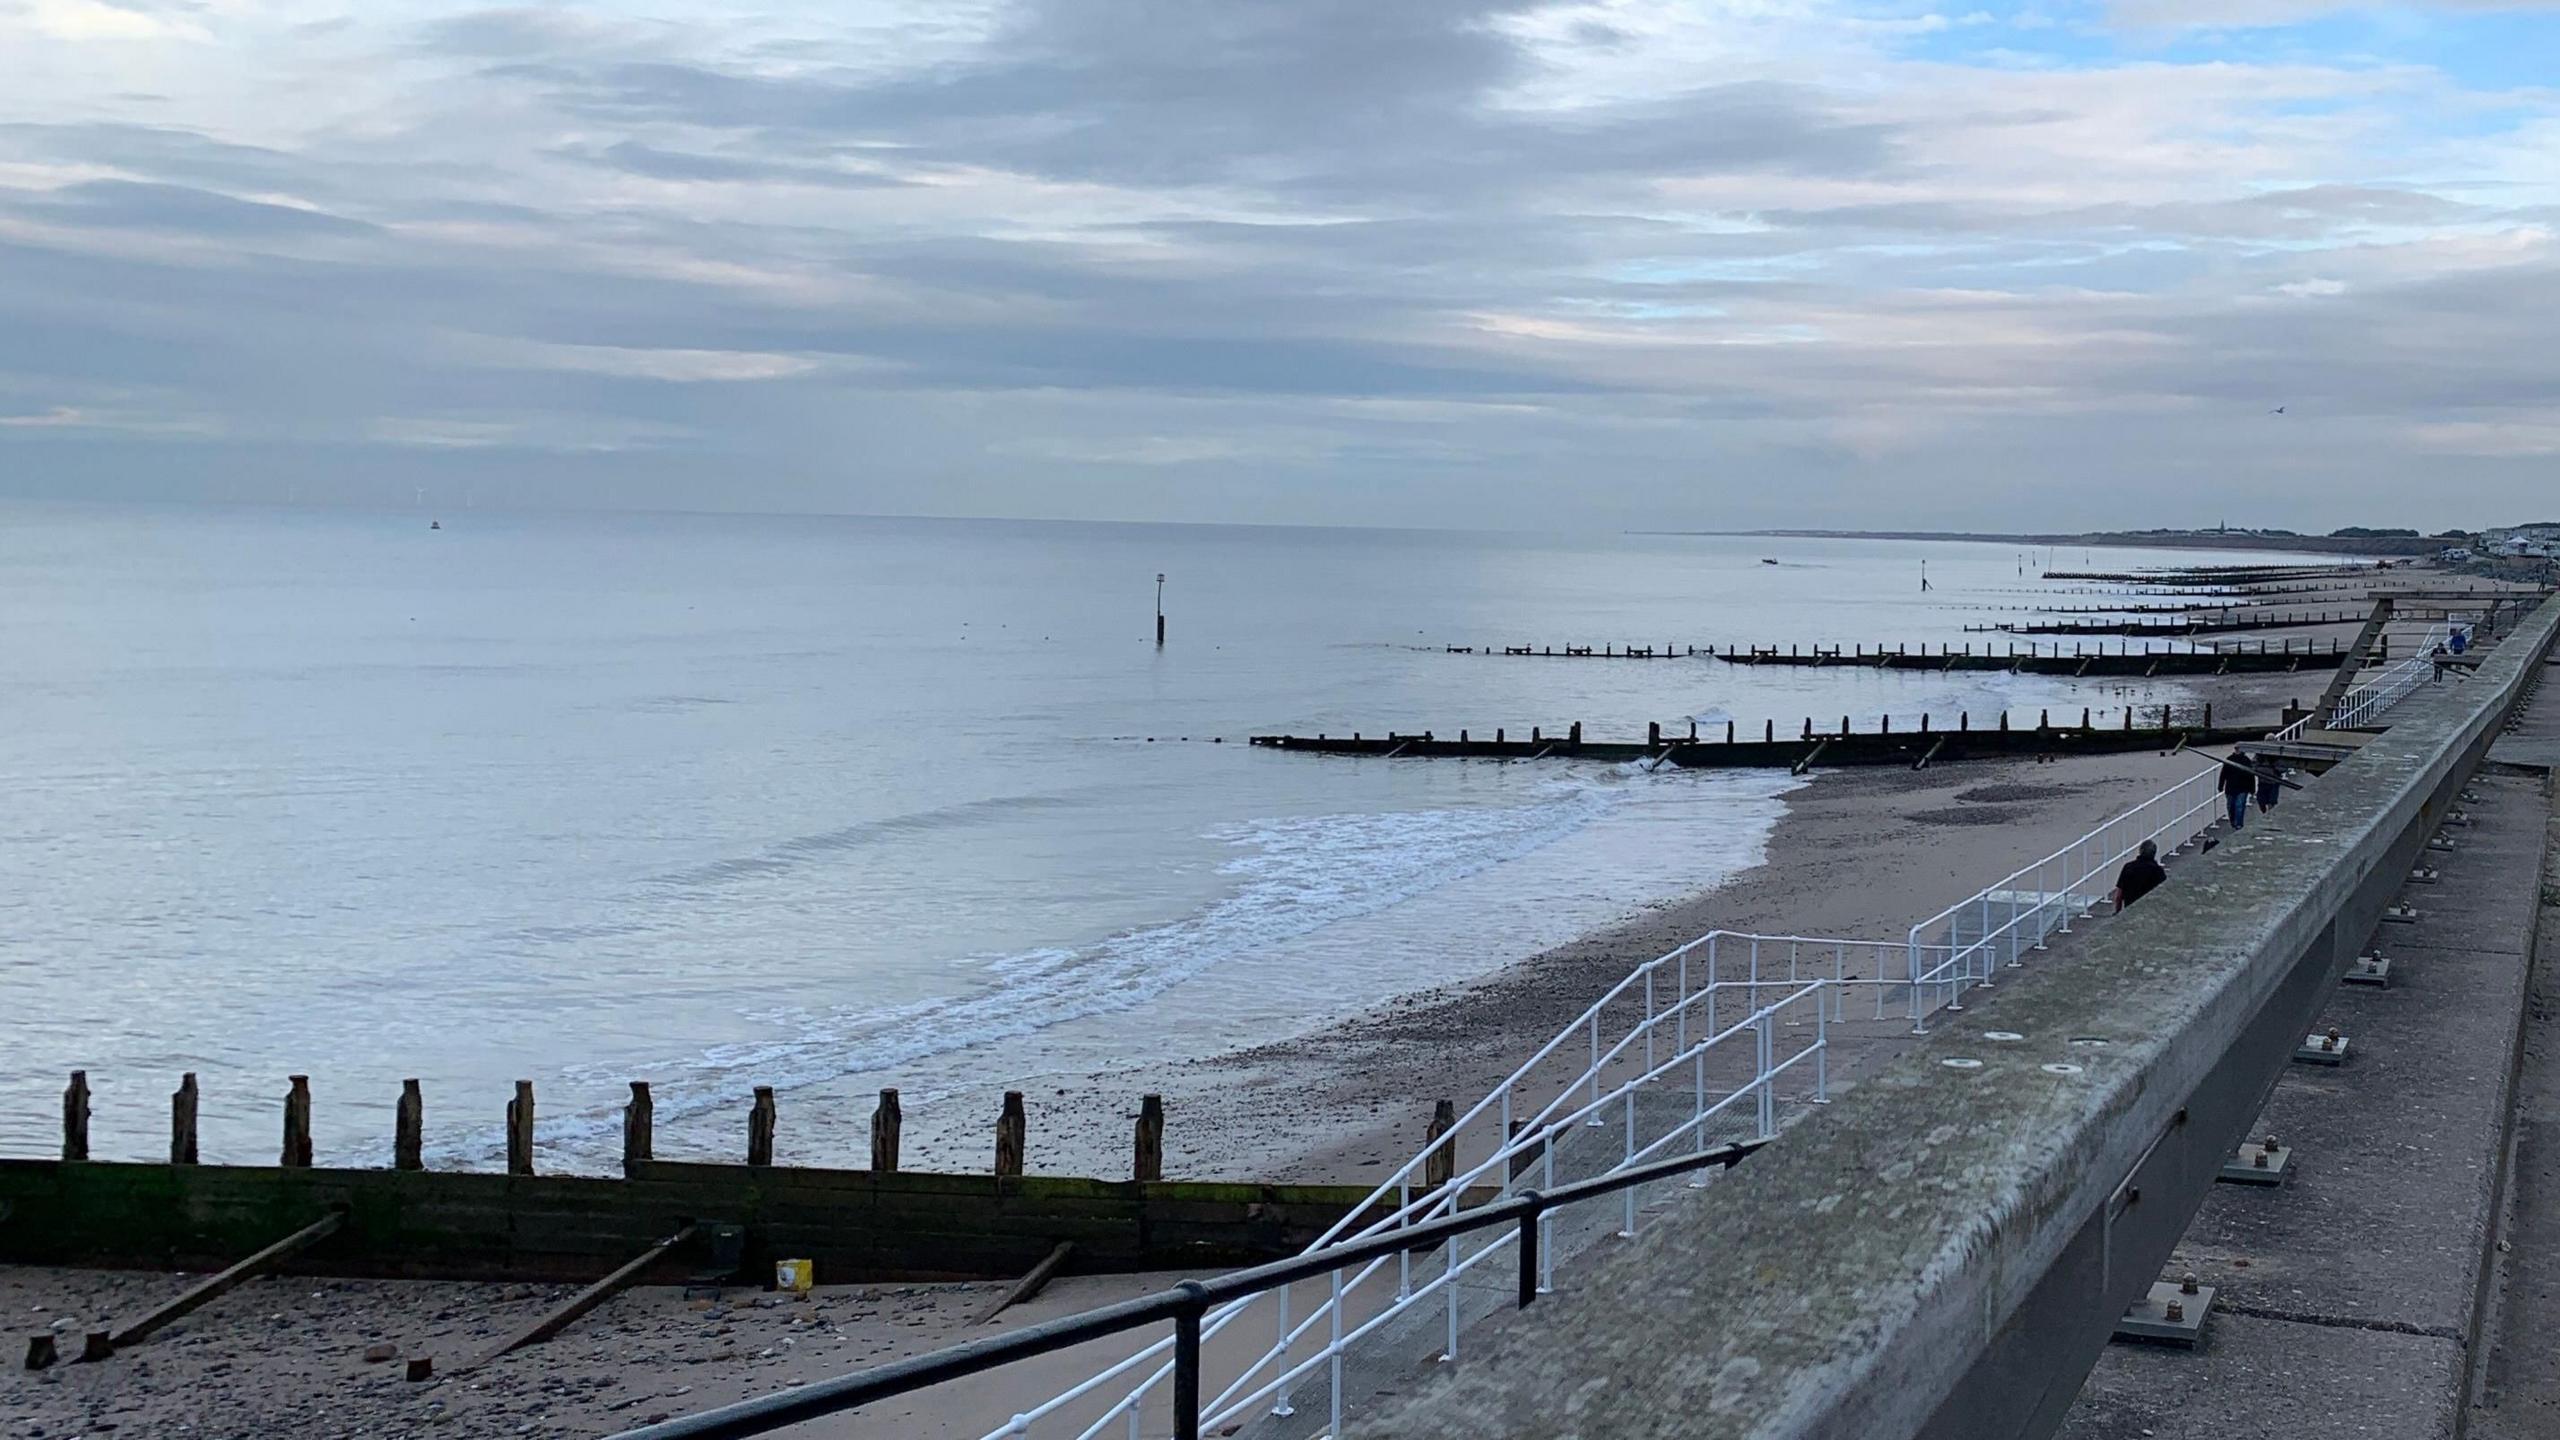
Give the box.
[0,503,2318,1168]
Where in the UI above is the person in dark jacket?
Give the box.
[2111,839,2167,912]
[2220,752,2256,830]
[2255,757,2286,813]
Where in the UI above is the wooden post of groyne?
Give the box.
[1135,1094,1165,1182]
[996,1092,1026,1177]
[62,1071,89,1163]
[1508,1120,1547,1182]
[1425,1099,1457,1189]
[171,1073,198,1165]
[282,1076,313,1168]
[506,1081,535,1176]
[748,1086,777,1167]
[624,1082,653,1171]
[395,1080,424,1171]
[872,1088,901,1172]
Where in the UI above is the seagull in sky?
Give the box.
[2269,406,2286,414]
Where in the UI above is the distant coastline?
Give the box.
[1646,528,2440,557]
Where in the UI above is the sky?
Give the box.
[1,0,2555,532]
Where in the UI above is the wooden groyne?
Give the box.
[1252,707,2275,773]
[2019,601,2279,616]
[2039,564,2382,585]
[1444,643,1699,659]
[1439,639,2350,673]
[3,1072,1402,1288]
[1712,640,2349,675]
[0,1159,1380,1289]
[1970,608,2366,637]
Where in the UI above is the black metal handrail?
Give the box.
[612,1136,1767,1440]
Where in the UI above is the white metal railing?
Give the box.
[1902,762,2232,1023]
[1898,700,2324,1025]
[987,934,1936,1439]
[2329,621,2457,728]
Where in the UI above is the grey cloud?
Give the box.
[0,123,331,198]
[25,180,373,237]
[566,140,908,189]
[418,7,613,58]
[1757,185,2482,241]
[507,0,1893,200]
[537,61,1896,199]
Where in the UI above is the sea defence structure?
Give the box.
[1431,639,2355,672]
[1331,596,2560,1439]
[0,1084,1386,1290]
[2038,564,2383,585]
[1254,709,2270,772]
[1972,608,2367,636]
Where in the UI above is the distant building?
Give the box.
[2484,523,2560,552]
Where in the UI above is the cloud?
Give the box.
[0,401,217,436]
[17,0,207,42]
[26,178,371,236]
[451,335,833,383]
[2108,0,2560,30]
[563,140,909,190]
[0,0,2556,528]
[994,434,1288,466]
[417,6,622,58]
[2409,418,2560,455]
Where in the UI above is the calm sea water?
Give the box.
[0,503,2313,1167]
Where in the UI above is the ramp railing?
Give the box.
[991,932,1931,1439]
[1901,747,2261,1026]
[2330,621,2456,728]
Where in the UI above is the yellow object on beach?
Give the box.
[775,1258,814,1294]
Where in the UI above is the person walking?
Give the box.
[2221,752,2256,830]
[2111,839,2167,912]
[2255,757,2286,814]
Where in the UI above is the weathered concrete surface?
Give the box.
[2490,651,2560,773]
[2463,781,2560,1440]
[2055,764,2549,1440]
[2062,1317,2458,1440]
[1350,601,2559,1440]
